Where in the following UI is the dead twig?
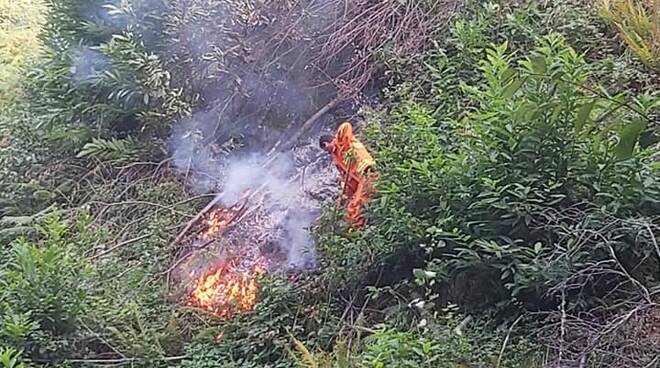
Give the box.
[88,233,152,260]
[644,223,660,263]
[496,315,524,368]
[164,199,248,287]
[263,96,340,167]
[169,196,225,248]
[91,200,195,219]
[63,355,186,365]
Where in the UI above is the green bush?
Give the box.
[345,34,660,311]
[0,347,27,368]
[24,0,193,155]
[360,330,469,368]
[0,213,93,360]
[178,277,338,368]
[359,319,540,368]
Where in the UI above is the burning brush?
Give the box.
[171,148,327,319]
[182,197,268,319]
[201,206,240,240]
[188,257,266,318]
[198,197,249,241]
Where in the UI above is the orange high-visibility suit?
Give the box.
[328,122,376,228]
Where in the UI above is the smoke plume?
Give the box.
[72,0,352,272]
[157,1,351,271]
[70,47,110,86]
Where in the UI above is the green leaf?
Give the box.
[575,101,595,132]
[502,77,526,99]
[529,55,547,74]
[413,268,428,280]
[501,66,516,83]
[614,118,646,160]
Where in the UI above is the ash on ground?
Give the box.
[229,141,339,272]
[171,137,339,293]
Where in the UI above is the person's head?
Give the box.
[319,134,334,152]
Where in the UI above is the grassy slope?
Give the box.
[0,0,46,107]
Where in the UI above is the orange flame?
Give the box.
[189,259,265,318]
[201,207,235,240]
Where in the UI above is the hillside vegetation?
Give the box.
[0,0,659,367]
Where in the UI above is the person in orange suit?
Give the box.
[319,122,376,228]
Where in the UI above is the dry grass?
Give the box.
[318,0,460,97]
[600,0,660,69]
[0,0,46,105]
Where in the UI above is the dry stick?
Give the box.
[453,315,473,335]
[559,287,567,364]
[170,195,224,248]
[345,324,377,334]
[337,292,358,338]
[644,223,660,263]
[262,96,340,168]
[347,268,383,350]
[81,321,125,359]
[644,354,660,368]
[168,195,249,256]
[64,356,186,364]
[91,200,194,218]
[164,199,249,277]
[496,315,524,368]
[584,304,651,356]
[88,233,152,260]
[162,239,215,276]
[608,244,652,303]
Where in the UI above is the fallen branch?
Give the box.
[496,315,524,368]
[263,96,339,168]
[63,355,186,365]
[90,200,195,218]
[169,195,224,248]
[88,233,152,260]
[343,323,378,334]
[164,199,248,282]
[162,239,215,276]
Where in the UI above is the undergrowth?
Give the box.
[0,0,658,367]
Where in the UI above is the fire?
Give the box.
[189,259,266,318]
[201,207,235,240]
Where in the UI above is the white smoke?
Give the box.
[167,103,339,271]
[70,47,110,86]
[70,0,349,271]
[280,210,318,270]
[218,153,297,206]
[158,1,350,271]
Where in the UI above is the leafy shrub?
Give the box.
[0,347,26,368]
[0,0,45,107]
[289,316,541,368]
[348,34,660,311]
[0,213,93,361]
[427,35,659,305]
[25,0,193,155]
[359,320,540,368]
[360,330,468,368]
[76,137,142,162]
[600,0,660,69]
[179,277,338,368]
[388,0,657,110]
[289,337,356,368]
